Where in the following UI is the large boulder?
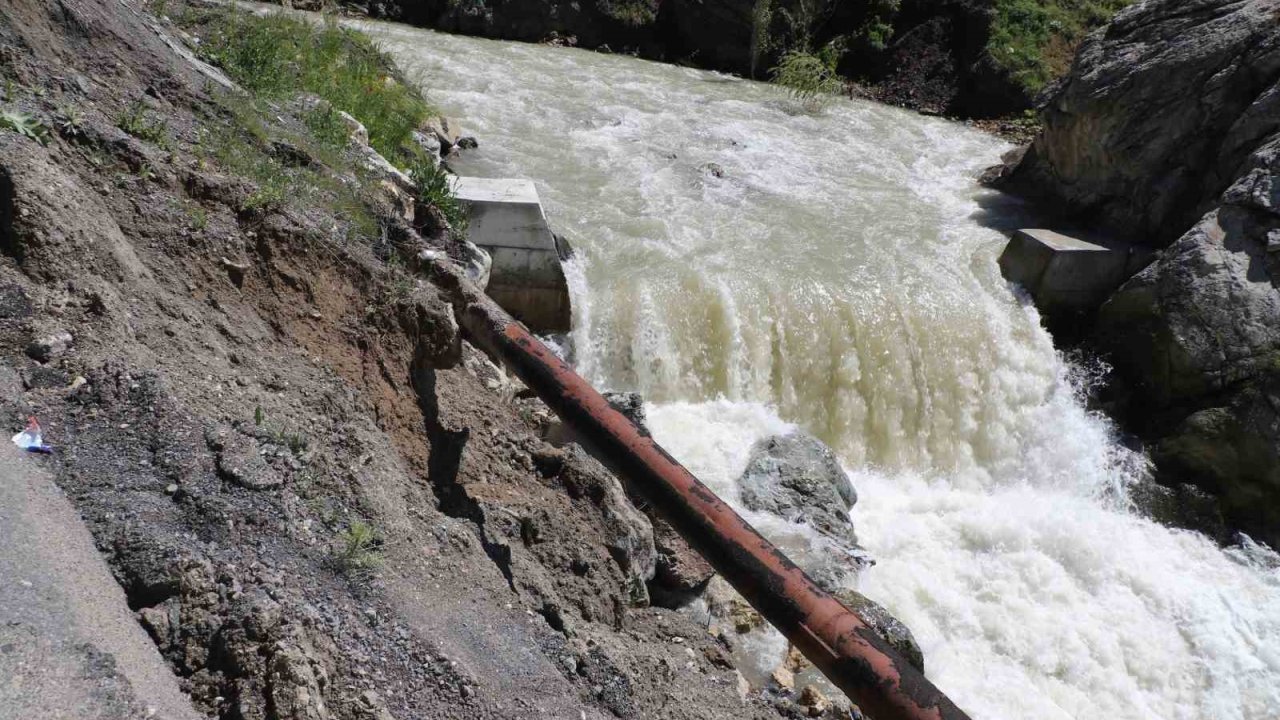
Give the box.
[1001,0,1280,244]
[1096,137,1280,546]
[739,432,858,541]
[737,432,871,592]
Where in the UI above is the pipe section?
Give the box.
[426,259,973,720]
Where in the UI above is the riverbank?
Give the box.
[284,0,1130,127]
[990,0,1280,550]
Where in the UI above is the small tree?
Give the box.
[771,43,843,112]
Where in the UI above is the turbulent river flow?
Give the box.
[354,19,1280,720]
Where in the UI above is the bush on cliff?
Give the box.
[988,0,1134,95]
[771,43,843,111]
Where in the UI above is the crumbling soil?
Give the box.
[0,0,834,718]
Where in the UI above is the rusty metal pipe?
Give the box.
[427,260,972,720]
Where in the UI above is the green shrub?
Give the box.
[772,46,843,112]
[988,0,1133,94]
[856,0,900,52]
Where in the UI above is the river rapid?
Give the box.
[353,19,1280,720]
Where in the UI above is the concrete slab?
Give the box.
[454,177,571,334]
[998,228,1153,320]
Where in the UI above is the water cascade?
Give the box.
[356,20,1280,719]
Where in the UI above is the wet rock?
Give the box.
[704,576,762,635]
[700,162,725,178]
[25,330,73,362]
[456,136,479,150]
[602,391,646,429]
[424,116,466,152]
[738,432,858,542]
[411,129,442,161]
[1131,479,1228,541]
[769,666,794,693]
[833,589,924,674]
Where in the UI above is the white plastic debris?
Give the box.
[12,417,52,453]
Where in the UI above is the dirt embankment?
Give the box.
[0,1,823,718]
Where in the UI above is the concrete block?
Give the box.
[455,177,571,334]
[998,228,1150,320]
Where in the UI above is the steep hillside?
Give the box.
[0,1,819,717]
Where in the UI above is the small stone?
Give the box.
[798,685,830,716]
[25,331,73,362]
[220,257,250,288]
[68,376,87,390]
[784,643,810,673]
[769,666,794,692]
[735,670,751,701]
[165,484,178,495]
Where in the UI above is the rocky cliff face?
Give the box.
[1000,0,1280,547]
[1004,0,1280,243]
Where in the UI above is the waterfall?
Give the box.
[357,18,1280,719]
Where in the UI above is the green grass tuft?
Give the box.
[335,520,382,572]
[405,147,467,236]
[118,100,171,149]
[196,11,433,162]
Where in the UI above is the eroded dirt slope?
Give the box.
[0,1,801,718]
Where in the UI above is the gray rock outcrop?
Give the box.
[1096,141,1280,546]
[1001,0,1280,244]
[999,0,1280,546]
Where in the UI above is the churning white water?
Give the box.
[353,19,1280,719]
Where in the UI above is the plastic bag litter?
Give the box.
[12,417,52,453]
